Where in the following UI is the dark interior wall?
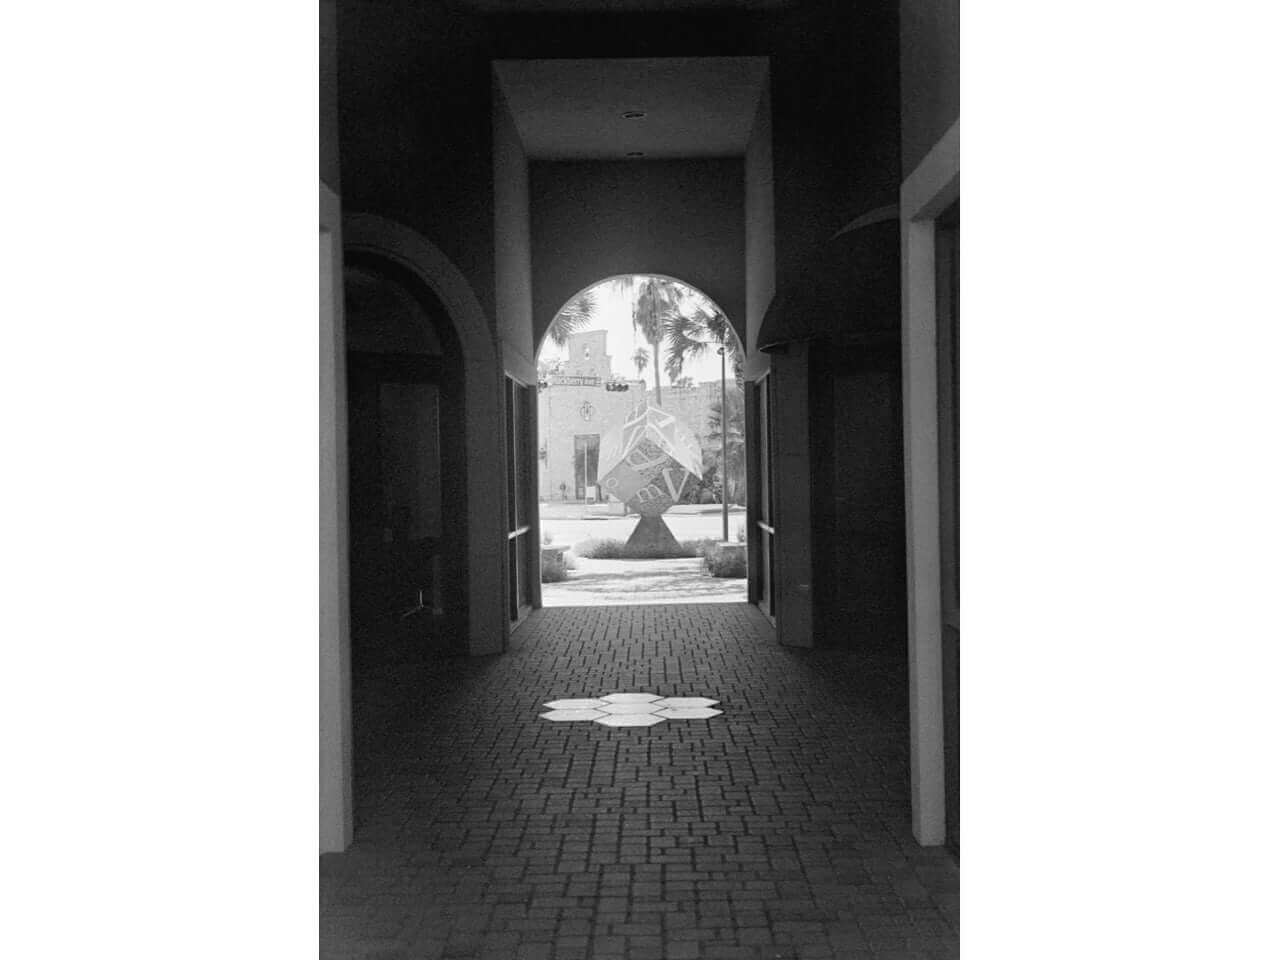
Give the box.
[529,159,746,348]
[744,79,775,356]
[493,82,535,375]
[336,2,902,354]
[337,2,497,325]
[757,0,902,349]
[900,0,959,175]
[810,341,907,652]
[486,3,902,350]
[321,0,339,191]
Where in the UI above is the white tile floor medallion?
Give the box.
[540,693,721,726]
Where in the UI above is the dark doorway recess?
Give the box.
[342,253,468,667]
[574,434,600,500]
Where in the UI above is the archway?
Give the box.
[343,214,506,656]
[534,274,749,607]
[341,254,464,663]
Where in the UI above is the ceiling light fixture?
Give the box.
[621,110,646,120]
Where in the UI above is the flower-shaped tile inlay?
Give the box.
[596,713,665,727]
[541,708,607,722]
[600,702,661,715]
[539,693,721,727]
[655,706,721,720]
[544,699,607,710]
[653,697,717,708]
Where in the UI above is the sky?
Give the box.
[536,276,737,386]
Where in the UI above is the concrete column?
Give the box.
[771,342,814,648]
[900,119,959,846]
[466,354,509,655]
[902,217,945,846]
[319,184,352,853]
[744,373,762,607]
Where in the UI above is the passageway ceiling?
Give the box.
[494,57,769,160]
[458,1,789,11]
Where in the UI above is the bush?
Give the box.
[704,543,747,578]
[574,537,706,560]
[683,538,720,558]
[541,549,574,582]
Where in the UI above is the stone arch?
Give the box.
[537,270,746,361]
[343,212,507,656]
[343,213,497,376]
[541,273,746,375]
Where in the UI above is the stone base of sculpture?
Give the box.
[625,514,683,554]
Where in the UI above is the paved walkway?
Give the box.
[321,604,958,959]
[542,557,746,607]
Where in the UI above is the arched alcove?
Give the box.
[341,253,462,660]
[343,213,506,656]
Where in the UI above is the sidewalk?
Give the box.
[542,556,747,607]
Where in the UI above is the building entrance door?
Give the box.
[346,353,442,635]
[574,434,599,500]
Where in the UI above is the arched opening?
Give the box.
[342,253,468,665]
[535,274,749,606]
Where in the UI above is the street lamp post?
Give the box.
[718,344,729,543]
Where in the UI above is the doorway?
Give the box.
[535,274,749,608]
[573,434,600,500]
[342,254,465,662]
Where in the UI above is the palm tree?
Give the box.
[706,389,747,504]
[657,279,741,383]
[663,297,741,385]
[631,347,649,378]
[630,276,680,404]
[545,289,598,349]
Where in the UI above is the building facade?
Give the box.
[539,330,734,502]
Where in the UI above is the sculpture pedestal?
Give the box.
[625,515,682,554]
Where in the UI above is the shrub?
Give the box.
[704,543,747,578]
[574,537,704,560]
[541,549,574,582]
[683,538,720,558]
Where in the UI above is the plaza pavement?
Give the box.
[320,603,959,959]
[541,557,746,607]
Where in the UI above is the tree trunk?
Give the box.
[652,341,662,405]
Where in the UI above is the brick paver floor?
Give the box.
[321,604,958,960]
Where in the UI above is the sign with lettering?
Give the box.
[550,375,600,387]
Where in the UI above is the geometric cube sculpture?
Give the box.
[597,402,703,519]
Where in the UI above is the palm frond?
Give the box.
[547,289,598,347]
